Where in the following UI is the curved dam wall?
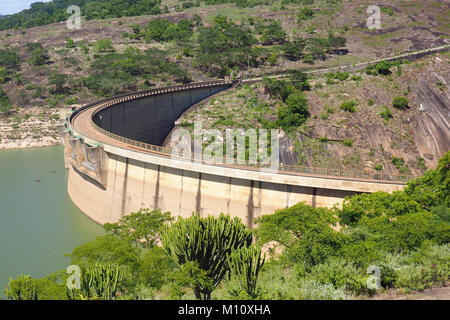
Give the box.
[92,84,231,146]
[62,81,406,226]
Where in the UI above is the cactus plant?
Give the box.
[227,246,266,299]
[67,264,124,300]
[161,213,253,300]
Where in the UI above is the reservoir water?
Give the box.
[0,146,104,297]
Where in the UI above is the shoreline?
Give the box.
[0,139,61,151]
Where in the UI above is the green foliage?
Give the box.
[306,258,368,295]
[380,105,393,120]
[65,37,76,48]
[4,274,38,300]
[84,47,191,96]
[68,264,124,300]
[0,67,7,83]
[94,39,115,53]
[49,73,67,94]
[282,37,306,61]
[104,208,172,247]
[138,246,175,289]
[405,151,450,209]
[277,90,309,130]
[161,213,253,300]
[0,0,162,30]
[142,18,194,43]
[260,20,286,45]
[0,86,13,113]
[227,246,266,299]
[343,138,353,147]
[339,100,357,113]
[297,7,315,24]
[339,190,423,226]
[28,48,49,66]
[290,70,311,91]
[255,203,346,270]
[0,49,20,68]
[69,234,141,290]
[374,61,392,75]
[195,15,257,77]
[392,96,409,110]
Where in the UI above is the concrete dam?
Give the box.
[60,80,407,226]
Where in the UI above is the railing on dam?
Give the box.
[69,80,417,185]
[90,120,413,184]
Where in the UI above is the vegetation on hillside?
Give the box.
[4,152,449,300]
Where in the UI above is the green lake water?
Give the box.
[0,146,104,297]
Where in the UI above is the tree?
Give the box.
[261,20,286,45]
[49,73,67,94]
[0,86,12,114]
[277,90,309,130]
[161,214,253,300]
[69,234,141,291]
[104,208,172,247]
[28,48,48,66]
[290,70,310,91]
[4,275,38,300]
[283,37,306,61]
[0,49,20,67]
[405,151,450,209]
[339,191,424,226]
[255,203,346,270]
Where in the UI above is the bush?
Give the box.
[255,203,346,270]
[0,49,20,67]
[297,279,347,300]
[277,91,309,130]
[392,96,409,110]
[94,39,115,53]
[28,48,49,66]
[65,38,76,48]
[374,61,392,75]
[395,264,434,292]
[339,100,357,113]
[339,190,423,226]
[306,258,368,295]
[380,106,393,120]
[343,139,353,147]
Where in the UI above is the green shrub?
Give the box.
[374,61,392,75]
[65,37,76,48]
[395,264,434,292]
[392,96,409,110]
[380,106,393,120]
[339,100,357,113]
[94,39,115,53]
[297,279,347,300]
[255,203,346,270]
[306,258,368,295]
[343,139,353,147]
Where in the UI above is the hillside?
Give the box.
[0,0,448,169]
